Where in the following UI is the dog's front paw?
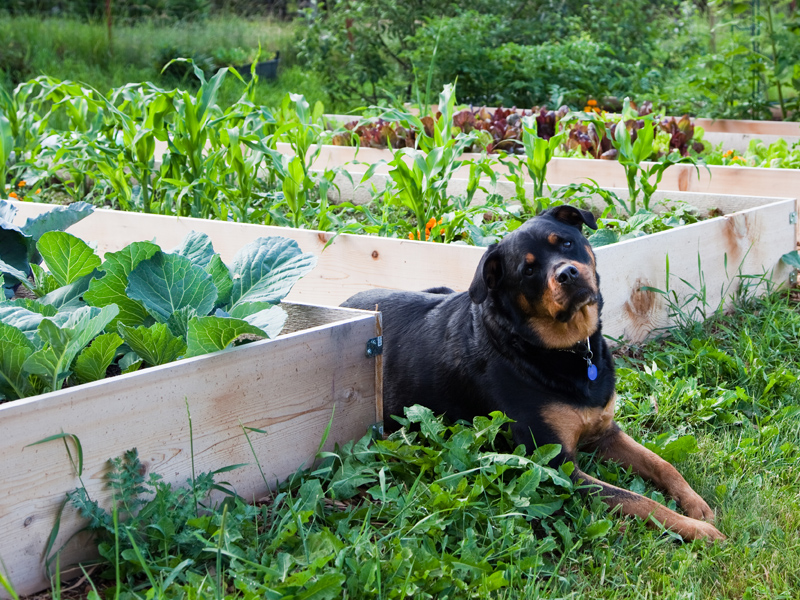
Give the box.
[686,519,726,542]
[679,492,717,523]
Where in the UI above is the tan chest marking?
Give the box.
[540,394,616,455]
[528,302,599,349]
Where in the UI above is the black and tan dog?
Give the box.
[342,205,724,541]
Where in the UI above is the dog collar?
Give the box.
[563,337,597,381]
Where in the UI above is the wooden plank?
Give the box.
[10,200,795,343]
[151,139,800,202]
[329,168,785,216]
[695,118,800,137]
[0,307,378,596]
[598,199,795,342]
[302,144,800,201]
[543,158,800,199]
[703,131,800,153]
[10,202,488,308]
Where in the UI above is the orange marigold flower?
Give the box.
[583,106,592,112]
[587,99,598,106]
[9,191,18,199]
[408,232,414,240]
[35,188,41,194]
[723,149,735,158]
[17,180,26,187]
[440,228,446,236]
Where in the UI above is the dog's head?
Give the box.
[469,206,601,349]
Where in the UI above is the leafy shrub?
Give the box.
[297,0,675,108]
[487,40,632,108]
[0,0,209,22]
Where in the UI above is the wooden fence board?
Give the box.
[10,199,796,343]
[0,306,378,596]
[295,143,800,200]
[694,118,800,137]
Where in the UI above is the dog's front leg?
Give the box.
[570,467,725,541]
[586,423,723,530]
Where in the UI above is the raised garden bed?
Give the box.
[11,196,797,343]
[328,104,800,155]
[696,118,800,154]
[0,205,381,595]
[3,192,796,594]
[299,142,800,201]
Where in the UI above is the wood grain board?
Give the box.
[0,302,379,596]
[694,118,800,136]
[10,198,796,342]
[298,143,800,201]
[150,136,800,201]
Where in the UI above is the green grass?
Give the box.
[0,15,333,110]
[18,288,800,599]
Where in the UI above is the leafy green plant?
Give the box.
[64,408,609,597]
[358,84,500,241]
[705,138,800,169]
[0,228,316,402]
[0,200,94,299]
[569,102,703,214]
[500,114,566,215]
[588,203,700,248]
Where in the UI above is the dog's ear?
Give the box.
[469,244,504,304]
[547,205,598,231]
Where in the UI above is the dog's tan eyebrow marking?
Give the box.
[525,253,536,263]
[548,233,559,245]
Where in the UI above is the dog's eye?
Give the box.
[563,240,573,249]
[524,265,535,277]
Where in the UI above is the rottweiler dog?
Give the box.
[342,205,724,541]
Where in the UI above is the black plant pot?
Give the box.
[235,52,280,81]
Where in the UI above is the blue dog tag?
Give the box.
[587,364,598,381]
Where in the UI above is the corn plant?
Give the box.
[0,114,11,199]
[568,102,702,215]
[499,115,566,215]
[359,84,499,242]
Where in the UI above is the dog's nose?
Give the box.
[555,264,580,285]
